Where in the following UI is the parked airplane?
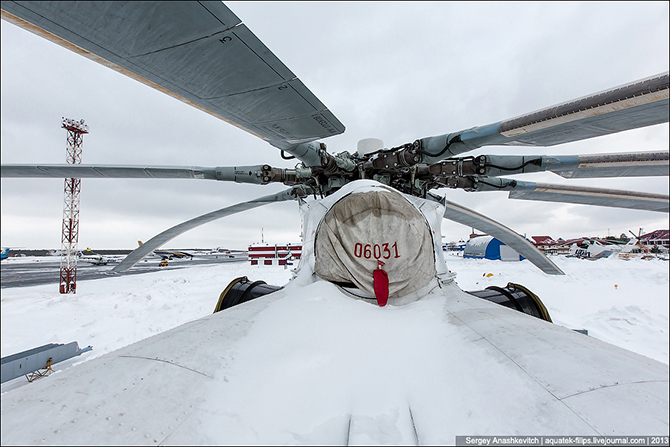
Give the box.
[137,241,194,261]
[204,247,245,257]
[567,239,621,260]
[0,2,667,444]
[77,248,109,266]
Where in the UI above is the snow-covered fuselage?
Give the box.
[1,181,667,444]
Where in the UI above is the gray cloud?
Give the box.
[2,2,668,249]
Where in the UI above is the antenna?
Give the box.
[59,118,89,294]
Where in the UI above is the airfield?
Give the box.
[1,252,667,370]
[0,253,247,289]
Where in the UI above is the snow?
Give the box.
[446,253,669,364]
[466,235,493,247]
[0,262,292,362]
[2,254,667,368]
[1,254,668,443]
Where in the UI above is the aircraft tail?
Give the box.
[138,241,143,247]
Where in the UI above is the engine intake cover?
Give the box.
[314,189,436,298]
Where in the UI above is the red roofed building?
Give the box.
[531,236,559,255]
[248,243,302,266]
[532,236,556,246]
[639,230,669,249]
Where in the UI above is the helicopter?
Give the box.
[1,2,668,444]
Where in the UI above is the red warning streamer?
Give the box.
[373,260,389,306]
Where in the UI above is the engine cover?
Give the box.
[314,187,437,298]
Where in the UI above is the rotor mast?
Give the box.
[59,118,88,294]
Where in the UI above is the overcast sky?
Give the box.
[1,2,668,250]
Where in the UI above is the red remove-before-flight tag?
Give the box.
[373,268,389,307]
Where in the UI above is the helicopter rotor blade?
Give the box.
[434,174,668,213]
[507,183,669,213]
[417,73,669,163]
[1,2,344,166]
[111,187,303,273]
[2,164,218,180]
[466,151,669,179]
[1,164,290,185]
[463,179,669,213]
[426,194,564,275]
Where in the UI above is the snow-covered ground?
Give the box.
[1,253,668,371]
[447,253,669,364]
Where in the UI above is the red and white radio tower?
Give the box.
[59,117,89,294]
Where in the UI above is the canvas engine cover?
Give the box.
[314,189,436,298]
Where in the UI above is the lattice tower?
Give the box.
[59,118,88,294]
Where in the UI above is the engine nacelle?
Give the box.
[466,282,552,322]
[213,276,282,313]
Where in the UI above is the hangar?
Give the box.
[463,235,525,261]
